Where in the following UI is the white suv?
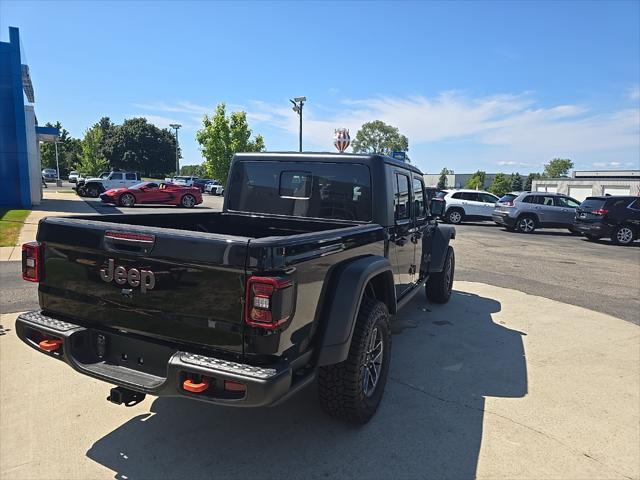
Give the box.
[441,189,500,224]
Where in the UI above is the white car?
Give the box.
[68,171,79,183]
[441,189,500,224]
[204,181,224,196]
[79,171,140,197]
[173,176,198,186]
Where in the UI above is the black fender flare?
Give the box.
[317,255,396,366]
[426,225,456,273]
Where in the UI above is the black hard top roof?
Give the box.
[233,151,424,175]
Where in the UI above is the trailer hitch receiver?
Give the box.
[107,386,146,407]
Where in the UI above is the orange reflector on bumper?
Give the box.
[183,377,210,393]
[38,338,63,352]
[224,380,246,393]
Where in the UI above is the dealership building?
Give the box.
[1,26,58,208]
[532,170,640,202]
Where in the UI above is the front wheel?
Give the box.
[181,194,196,208]
[86,185,101,198]
[612,225,634,246]
[426,246,455,303]
[318,298,391,424]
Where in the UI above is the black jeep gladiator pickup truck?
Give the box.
[17,152,455,423]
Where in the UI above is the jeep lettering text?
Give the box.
[100,259,155,293]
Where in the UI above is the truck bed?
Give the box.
[34,212,383,361]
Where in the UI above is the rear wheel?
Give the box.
[119,193,135,207]
[612,225,634,246]
[318,298,391,424]
[426,246,455,303]
[516,215,536,233]
[181,194,196,208]
[446,209,463,224]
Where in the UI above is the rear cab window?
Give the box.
[227,161,372,222]
[394,173,411,220]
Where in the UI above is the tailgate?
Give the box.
[36,217,250,356]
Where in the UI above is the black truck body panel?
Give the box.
[17,152,455,408]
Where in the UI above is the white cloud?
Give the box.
[244,92,639,162]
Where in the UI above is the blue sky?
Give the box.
[2,0,639,174]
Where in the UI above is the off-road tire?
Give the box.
[426,246,455,303]
[86,184,101,198]
[317,298,391,424]
[446,208,464,224]
[611,225,634,246]
[119,193,136,207]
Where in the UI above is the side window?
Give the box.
[556,196,580,208]
[522,195,534,204]
[451,192,464,199]
[461,192,479,201]
[279,171,312,198]
[628,199,640,211]
[394,173,411,221]
[535,195,554,206]
[110,173,123,180]
[412,177,426,218]
[125,173,137,180]
[480,193,498,203]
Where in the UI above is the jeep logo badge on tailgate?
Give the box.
[100,259,155,293]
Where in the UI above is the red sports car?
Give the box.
[100,182,203,208]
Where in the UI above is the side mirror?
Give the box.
[430,200,445,217]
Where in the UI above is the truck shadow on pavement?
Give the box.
[86,290,527,480]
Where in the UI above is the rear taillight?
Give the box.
[22,241,42,282]
[502,201,514,207]
[593,209,609,216]
[245,276,294,329]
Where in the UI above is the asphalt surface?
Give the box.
[2,191,638,324]
[453,222,640,324]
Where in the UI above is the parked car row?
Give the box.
[435,188,639,246]
[171,176,225,195]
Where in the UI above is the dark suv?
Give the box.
[573,196,640,245]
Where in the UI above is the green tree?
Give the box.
[465,170,486,190]
[524,173,542,191]
[510,172,523,191]
[109,118,177,177]
[96,116,118,164]
[351,120,409,155]
[180,164,206,176]
[39,121,82,177]
[488,173,512,197]
[196,103,265,182]
[543,158,574,178]
[76,126,109,177]
[437,168,452,189]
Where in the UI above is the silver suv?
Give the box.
[492,191,581,233]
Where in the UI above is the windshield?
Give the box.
[227,161,372,221]
[129,182,155,190]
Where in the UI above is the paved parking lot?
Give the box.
[1,191,638,479]
[1,282,638,479]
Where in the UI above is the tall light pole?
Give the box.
[169,123,182,175]
[290,97,306,152]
